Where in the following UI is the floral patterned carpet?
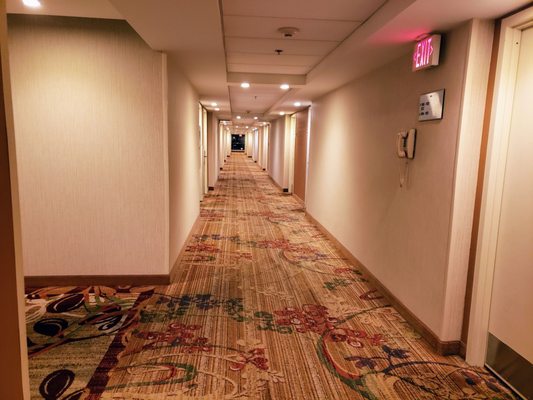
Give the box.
[26,153,515,399]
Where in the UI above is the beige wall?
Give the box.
[167,55,200,268]
[262,125,269,171]
[220,125,227,167]
[268,116,289,189]
[207,112,218,188]
[306,23,474,339]
[8,15,168,276]
[252,129,259,162]
[294,109,309,201]
[246,132,253,157]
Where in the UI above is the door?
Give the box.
[293,109,309,202]
[485,25,533,399]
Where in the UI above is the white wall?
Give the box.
[167,55,200,268]
[8,15,168,276]
[306,22,477,339]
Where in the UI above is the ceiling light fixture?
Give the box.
[294,102,302,107]
[211,102,218,107]
[236,116,241,119]
[215,108,220,111]
[280,112,285,116]
[253,117,258,120]
[23,0,41,7]
[241,82,250,89]
[280,83,290,90]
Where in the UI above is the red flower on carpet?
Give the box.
[229,251,253,260]
[273,304,338,334]
[186,243,221,253]
[134,322,213,353]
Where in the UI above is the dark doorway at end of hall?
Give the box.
[231,134,245,152]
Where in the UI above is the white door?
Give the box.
[485,25,533,399]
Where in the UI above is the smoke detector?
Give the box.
[278,27,299,38]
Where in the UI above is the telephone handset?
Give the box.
[397,128,416,159]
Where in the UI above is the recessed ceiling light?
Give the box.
[236,116,241,119]
[23,0,41,7]
[280,83,290,90]
[246,126,249,128]
[211,102,218,107]
[280,112,285,116]
[253,116,258,120]
[215,108,220,111]
[241,82,250,89]
[294,102,302,107]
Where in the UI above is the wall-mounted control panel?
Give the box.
[419,89,445,121]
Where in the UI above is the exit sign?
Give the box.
[413,34,441,71]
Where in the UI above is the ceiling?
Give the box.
[7,0,533,131]
[221,0,387,124]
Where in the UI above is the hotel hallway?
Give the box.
[25,154,514,399]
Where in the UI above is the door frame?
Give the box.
[466,6,533,366]
[0,5,31,397]
[304,107,312,208]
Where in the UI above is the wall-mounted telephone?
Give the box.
[397,129,416,159]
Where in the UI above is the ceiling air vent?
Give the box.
[277,27,299,38]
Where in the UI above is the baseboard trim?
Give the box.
[25,274,170,287]
[268,176,283,191]
[170,214,202,281]
[305,210,461,357]
[459,340,467,358]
